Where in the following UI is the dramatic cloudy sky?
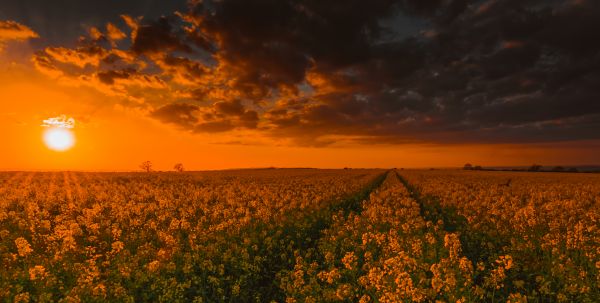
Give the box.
[1,0,599,170]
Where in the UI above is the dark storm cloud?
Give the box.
[97,69,135,85]
[150,100,259,133]
[0,0,188,46]
[150,102,199,129]
[15,0,600,145]
[182,0,600,144]
[128,16,193,55]
[189,0,404,96]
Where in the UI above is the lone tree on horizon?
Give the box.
[174,163,185,172]
[463,163,473,170]
[140,161,153,172]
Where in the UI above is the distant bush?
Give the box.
[140,160,153,172]
[173,163,185,172]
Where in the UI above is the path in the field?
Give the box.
[394,171,468,231]
[278,169,454,301]
[206,170,390,302]
[394,171,505,265]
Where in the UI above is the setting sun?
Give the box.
[43,127,74,151]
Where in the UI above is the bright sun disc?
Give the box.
[43,128,75,151]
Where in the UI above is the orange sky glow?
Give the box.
[1,5,599,171]
[1,47,598,171]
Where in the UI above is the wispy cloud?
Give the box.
[42,115,75,129]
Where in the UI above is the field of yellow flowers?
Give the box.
[282,170,599,302]
[1,169,598,302]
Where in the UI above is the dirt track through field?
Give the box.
[229,170,389,302]
[395,171,497,262]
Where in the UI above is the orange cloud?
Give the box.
[0,20,38,51]
[106,23,127,44]
[43,46,107,68]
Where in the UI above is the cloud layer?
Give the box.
[18,0,600,146]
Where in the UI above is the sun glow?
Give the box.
[43,128,75,151]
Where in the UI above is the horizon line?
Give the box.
[1,164,599,173]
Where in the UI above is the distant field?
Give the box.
[0,169,598,302]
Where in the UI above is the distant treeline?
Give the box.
[463,163,600,173]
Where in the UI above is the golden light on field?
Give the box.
[43,127,74,151]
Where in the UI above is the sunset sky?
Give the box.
[1,0,599,171]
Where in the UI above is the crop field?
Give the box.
[0,169,598,302]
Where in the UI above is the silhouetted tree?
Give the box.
[463,163,473,170]
[528,164,542,172]
[174,163,185,172]
[568,167,579,173]
[140,161,153,172]
[474,165,483,170]
[553,166,565,172]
